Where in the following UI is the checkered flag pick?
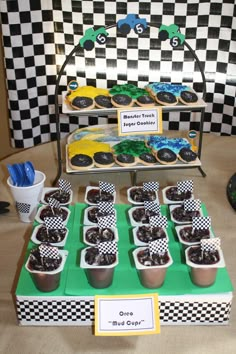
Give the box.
[98,201,114,214]
[16,201,30,214]
[193,216,211,230]
[38,243,60,259]
[149,215,168,228]
[143,181,159,192]
[144,201,160,214]
[184,199,201,211]
[177,180,193,193]
[98,214,117,228]
[97,241,118,255]
[58,179,71,194]
[99,181,115,194]
[49,198,61,210]
[201,238,221,252]
[149,238,168,256]
[44,216,64,230]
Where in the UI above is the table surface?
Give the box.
[0,131,236,354]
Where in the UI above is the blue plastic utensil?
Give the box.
[24,161,35,186]
[7,164,18,186]
[15,164,25,186]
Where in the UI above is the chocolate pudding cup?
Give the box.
[133,247,173,289]
[80,247,118,288]
[185,246,225,287]
[25,250,68,292]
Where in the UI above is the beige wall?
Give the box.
[0,32,22,160]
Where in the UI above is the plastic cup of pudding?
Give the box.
[185,246,225,287]
[25,250,68,292]
[133,247,173,288]
[80,247,118,288]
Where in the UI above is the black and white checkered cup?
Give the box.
[7,170,46,223]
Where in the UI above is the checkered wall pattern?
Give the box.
[1,0,235,148]
[16,297,232,325]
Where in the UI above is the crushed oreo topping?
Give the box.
[188,246,220,265]
[137,248,169,266]
[85,246,116,265]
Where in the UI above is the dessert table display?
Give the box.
[1,133,236,354]
[15,182,233,326]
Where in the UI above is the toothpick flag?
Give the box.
[48,197,61,210]
[177,180,193,193]
[192,216,211,230]
[149,215,168,228]
[200,237,221,252]
[97,241,118,255]
[38,243,60,259]
[144,201,160,214]
[58,179,71,193]
[98,201,115,214]
[143,181,159,192]
[44,216,64,230]
[98,214,117,228]
[183,199,201,211]
[99,181,115,194]
[149,238,168,256]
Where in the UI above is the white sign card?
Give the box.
[117,107,163,136]
[94,293,160,336]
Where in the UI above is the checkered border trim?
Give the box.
[159,301,232,324]
[16,297,232,325]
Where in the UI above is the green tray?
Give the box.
[16,203,234,297]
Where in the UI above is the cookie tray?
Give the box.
[65,144,201,174]
[62,91,207,116]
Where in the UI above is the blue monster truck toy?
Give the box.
[117,14,147,35]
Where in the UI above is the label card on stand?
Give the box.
[94,293,160,336]
[117,107,162,136]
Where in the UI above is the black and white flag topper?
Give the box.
[177,180,193,193]
[200,237,221,252]
[97,241,118,255]
[98,214,117,228]
[149,238,168,256]
[183,199,201,211]
[149,215,168,228]
[48,197,61,210]
[144,201,160,214]
[143,181,159,192]
[44,216,64,230]
[192,216,211,230]
[38,243,60,259]
[99,181,115,194]
[58,179,71,194]
[98,201,115,214]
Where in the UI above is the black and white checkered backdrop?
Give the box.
[0,0,235,148]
